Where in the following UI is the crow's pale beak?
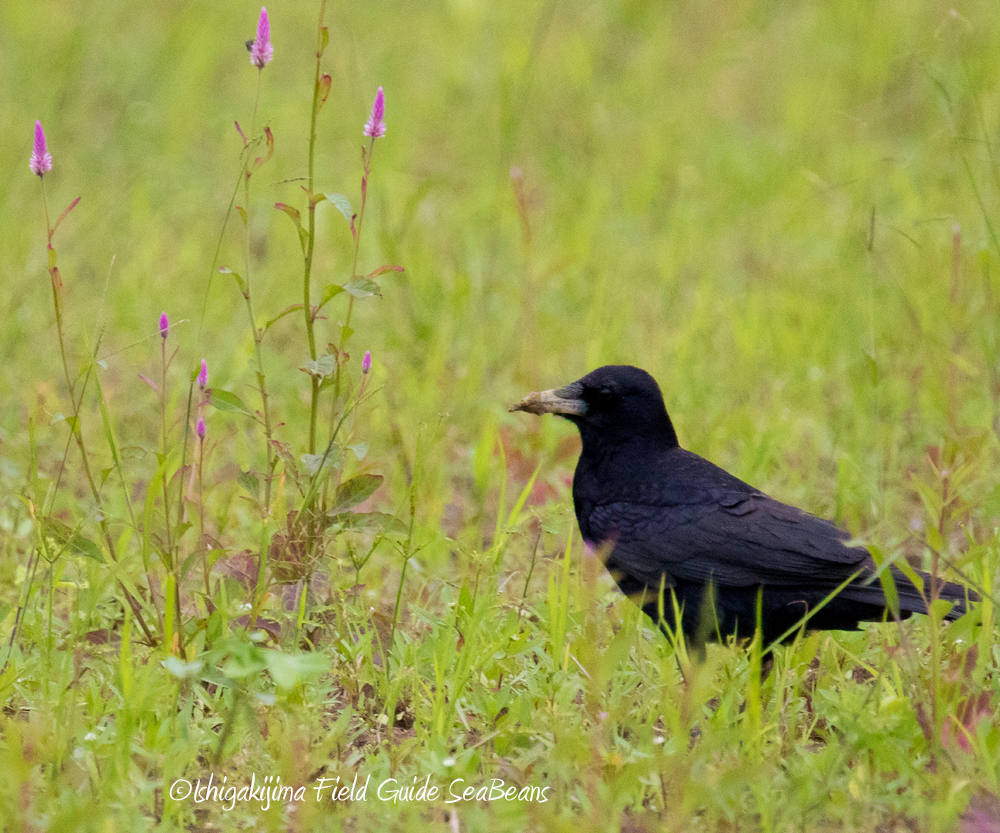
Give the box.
[509,382,587,416]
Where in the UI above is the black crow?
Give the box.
[511,365,974,651]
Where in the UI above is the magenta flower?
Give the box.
[362,350,372,375]
[363,87,386,138]
[29,121,53,177]
[159,312,170,339]
[197,358,208,390]
[250,7,273,68]
[196,417,207,440]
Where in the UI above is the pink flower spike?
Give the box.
[29,121,53,177]
[363,87,386,138]
[196,417,207,440]
[362,350,372,375]
[250,7,273,68]
[197,358,208,390]
[159,312,170,339]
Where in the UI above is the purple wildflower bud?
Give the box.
[29,121,53,177]
[159,312,170,339]
[196,417,207,440]
[362,350,372,375]
[197,358,208,390]
[250,7,273,68]
[363,87,386,138]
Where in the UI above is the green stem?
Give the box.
[332,138,375,410]
[199,431,209,598]
[160,340,174,563]
[41,181,156,646]
[303,0,328,455]
[241,71,276,512]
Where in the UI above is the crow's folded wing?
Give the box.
[587,492,872,589]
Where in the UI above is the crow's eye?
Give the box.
[594,386,615,405]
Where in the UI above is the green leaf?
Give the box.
[320,26,329,53]
[320,284,345,306]
[344,278,382,299]
[265,650,328,690]
[458,583,474,617]
[327,512,407,534]
[274,202,301,227]
[210,389,252,415]
[238,470,261,499]
[324,193,353,223]
[269,441,300,483]
[264,304,305,333]
[331,474,383,513]
[869,545,900,619]
[218,266,247,296]
[929,598,957,620]
[300,354,336,379]
[220,644,268,679]
[162,657,204,679]
[68,533,103,561]
[301,454,325,476]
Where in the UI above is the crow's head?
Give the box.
[511,365,679,449]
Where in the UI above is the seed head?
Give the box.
[250,7,273,68]
[159,312,170,340]
[362,350,372,375]
[197,358,208,390]
[29,121,53,177]
[363,87,386,138]
[196,417,207,440]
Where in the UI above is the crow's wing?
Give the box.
[587,491,872,590]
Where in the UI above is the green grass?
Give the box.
[1,0,999,830]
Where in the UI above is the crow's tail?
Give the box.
[846,565,977,621]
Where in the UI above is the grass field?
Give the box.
[1,0,999,830]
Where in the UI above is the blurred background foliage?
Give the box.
[3,1,1000,538]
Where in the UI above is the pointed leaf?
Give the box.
[301,453,325,476]
[210,389,252,415]
[327,512,407,534]
[324,193,353,223]
[219,266,248,296]
[270,441,300,480]
[53,197,81,237]
[365,264,404,281]
[300,354,336,379]
[138,373,159,392]
[238,470,261,499]
[264,303,305,333]
[344,278,381,299]
[69,533,103,561]
[275,203,301,227]
[332,474,383,513]
[319,284,344,308]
